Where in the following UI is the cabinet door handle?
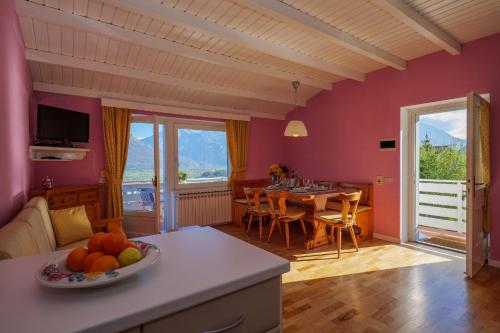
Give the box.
[203,314,247,333]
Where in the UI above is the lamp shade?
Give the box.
[284,120,308,137]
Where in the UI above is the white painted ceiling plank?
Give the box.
[16,0,331,90]
[242,0,406,70]
[371,0,461,55]
[26,49,307,106]
[101,0,364,81]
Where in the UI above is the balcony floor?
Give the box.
[418,225,466,252]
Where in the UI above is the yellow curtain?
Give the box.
[225,120,249,184]
[102,106,131,218]
[478,98,490,233]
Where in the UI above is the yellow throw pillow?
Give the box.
[49,205,93,247]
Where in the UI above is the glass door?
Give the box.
[122,117,166,236]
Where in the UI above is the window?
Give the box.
[174,123,228,187]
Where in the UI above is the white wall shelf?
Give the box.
[29,146,90,161]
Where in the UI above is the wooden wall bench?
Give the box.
[231,178,271,228]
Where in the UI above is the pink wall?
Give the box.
[0,1,32,226]
[284,33,500,259]
[30,92,105,188]
[246,118,287,179]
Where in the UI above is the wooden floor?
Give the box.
[217,224,500,333]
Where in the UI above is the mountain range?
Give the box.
[125,130,227,173]
[419,122,465,147]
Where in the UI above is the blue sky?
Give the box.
[130,123,154,139]
[420,109,466,139]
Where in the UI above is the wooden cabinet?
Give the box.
[142,277,281,333]
[29,185,102,227]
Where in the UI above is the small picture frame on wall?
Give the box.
[379,138,397,151]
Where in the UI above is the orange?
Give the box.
[126,240,139,250]
[87,232,108,253]
[103,231,128,256]
[89,255,120,273]
[106,221,123,233]
[83,251,106,273]
[66,247,89,272]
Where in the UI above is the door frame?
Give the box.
[400,94,489,243]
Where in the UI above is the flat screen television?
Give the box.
[37,104,90,143]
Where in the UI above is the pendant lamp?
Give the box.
[284,80,308,137]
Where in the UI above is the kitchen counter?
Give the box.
[0,227,290,333]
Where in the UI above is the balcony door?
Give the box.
[466,92,490,278]
[401,93,490,278]
[122,116,166,237]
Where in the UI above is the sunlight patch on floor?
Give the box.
[282,244,452,284]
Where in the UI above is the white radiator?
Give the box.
[172,188,232,229]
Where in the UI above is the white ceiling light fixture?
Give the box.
[284,81,308,137]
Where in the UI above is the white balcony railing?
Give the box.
[418,179,467,233]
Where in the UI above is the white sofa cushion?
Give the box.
[13,208,53,254]
[0,220,41,259]
[25,197,57,250]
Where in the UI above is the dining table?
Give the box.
[265,185,351,250]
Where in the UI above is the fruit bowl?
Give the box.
[36,241,161,289]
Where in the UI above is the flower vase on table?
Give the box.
[268,164,288,186]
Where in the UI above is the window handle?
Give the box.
[202,314,246,333]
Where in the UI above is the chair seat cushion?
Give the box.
[279,206,306,220]
[315,211,353,222]
[234,198,268,205]
[252,204,270,215]
[316,211,341,221]
[325,201,371,212]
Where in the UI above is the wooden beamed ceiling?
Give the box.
[16,0,500,119]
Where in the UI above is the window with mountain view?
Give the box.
[177,127,228,184]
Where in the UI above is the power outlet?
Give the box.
[376,175,384,185]
[384,177,393,184]
[99,170,106,184]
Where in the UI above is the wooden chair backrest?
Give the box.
[243,187,263,211]
[338,191,362,222]
[266,191,289,217]
[337,183,372,206]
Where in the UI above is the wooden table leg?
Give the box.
[304,197,331,250]
[305,218,330,250]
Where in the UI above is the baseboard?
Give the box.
[488,258,500,268]
[373,233,401,244]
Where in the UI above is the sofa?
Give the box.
[0,197,120,260]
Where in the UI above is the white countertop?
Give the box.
[0,227,289,333]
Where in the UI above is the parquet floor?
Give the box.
[217,224,500,333]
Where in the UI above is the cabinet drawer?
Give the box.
[143,277,281,333]
[79,190,98,204]
[48,193,78,209]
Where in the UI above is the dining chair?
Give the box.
[266,191,308,249]
[243,187,270,241]
[314,192,362,258]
